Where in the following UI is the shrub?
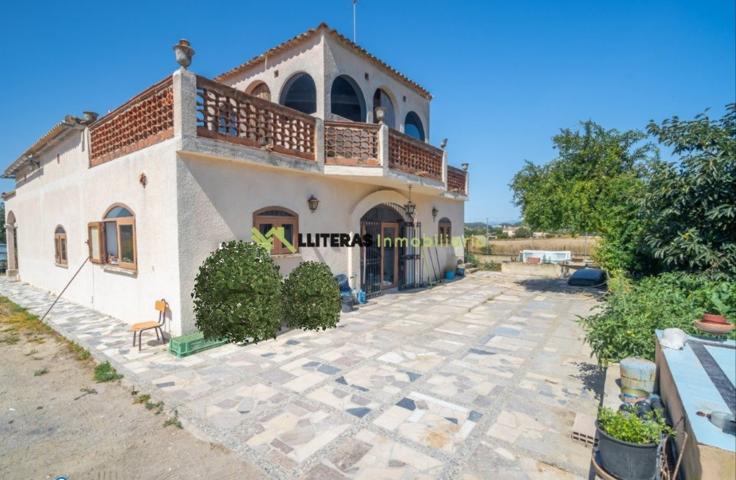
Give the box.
[479,261,502,271]
[94,361,122,382]
[598,407,672,445]
[192,241,283,344]
[283,261,341,331]
[580,273,736,364]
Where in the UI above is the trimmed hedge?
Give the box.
[283,261,341,331]
[192,241,282,343]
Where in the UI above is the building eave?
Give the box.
[3,118,86,179]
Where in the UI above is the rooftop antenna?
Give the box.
[352,0,358,42]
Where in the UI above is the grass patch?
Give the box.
[33,367,49,376]
[164,411,183,429]
[94,361,123,382]
[1,333,20,344]
[66,341,91,361]
[134,392,163,414]
[0,297,54,337]
[145,400,164,415]
[0,296,96,369]
[479,261,502,271]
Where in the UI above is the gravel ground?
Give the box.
[0,301,268,480]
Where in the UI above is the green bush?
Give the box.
[192,241,283,343]
[580,273,736,364]
[598,407,672,445]
[283,261,341,332]
[94,361,123,382]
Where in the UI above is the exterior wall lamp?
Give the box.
[403,184,416,220]
[432,206,438,220]
[404,200,416,219]
[307,195,319,212]
[173,39,195,69]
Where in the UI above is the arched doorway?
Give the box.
[360,204,422,297]
[330,75,365,122]
[280,73,317,114]
[372,88,396,128]
[247,81,271,101]
[404,111,425,141]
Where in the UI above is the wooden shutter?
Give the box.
[87,222,104,264]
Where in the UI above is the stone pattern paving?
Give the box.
[0,273,601,479]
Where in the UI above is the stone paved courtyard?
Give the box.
[0,272,603,479]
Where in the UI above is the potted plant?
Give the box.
[596,407,673,480]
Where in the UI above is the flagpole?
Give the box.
[353,0,357,42]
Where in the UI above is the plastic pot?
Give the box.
[596,422,659,480]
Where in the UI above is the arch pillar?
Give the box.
[5,219,18,280]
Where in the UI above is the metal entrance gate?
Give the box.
[360,206,423,298]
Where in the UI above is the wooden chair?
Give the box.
[132,299,168,352]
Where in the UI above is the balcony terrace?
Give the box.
[88,71,468,197]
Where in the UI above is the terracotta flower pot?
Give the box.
[694,319,735,335]
[702,313,728,325]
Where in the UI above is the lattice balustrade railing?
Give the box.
[324,121,379,166]
[89,77,174,166]
[447,165,467,194]
[388,129,443,180]
[196,76,316,161]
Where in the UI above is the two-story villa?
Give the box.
[2,23,469,335]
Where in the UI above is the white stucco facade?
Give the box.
[3,24,467,336]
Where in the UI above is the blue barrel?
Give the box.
[620,357,656,395]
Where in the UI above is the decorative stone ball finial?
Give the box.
[374,106,385,124]
[83,111,99,124]
[173,39,195,69]
[461,163,469,172]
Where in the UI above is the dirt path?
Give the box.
[0,298,268,480]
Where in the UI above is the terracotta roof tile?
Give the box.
[215,23,432,100]
[3,119,84,178]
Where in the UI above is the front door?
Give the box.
[380,222,399,289]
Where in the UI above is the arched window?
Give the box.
[247,81,271,101]
[88,205,136,270]
[280,73,316,115]
[372,88,396,128]
[253,207,299,255]
[330,75,365,122]
[438,218,451,246]
[404,111,425,141]
[54,226,68,266]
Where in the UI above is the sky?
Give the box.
[0,0,733,223]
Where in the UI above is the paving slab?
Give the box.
[0,272,603,479]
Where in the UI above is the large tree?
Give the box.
[510,106,736,278]
[510,121,654,235]
[641,104,736,278]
